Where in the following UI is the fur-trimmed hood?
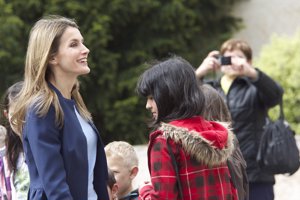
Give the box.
[158,116,234,167]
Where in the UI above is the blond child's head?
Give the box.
[105,141,139,199]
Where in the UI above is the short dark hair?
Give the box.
[107,168,116,189]
[136,56,205,126]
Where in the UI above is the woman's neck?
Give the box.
[49,78,75,99]
[223,74,237,81]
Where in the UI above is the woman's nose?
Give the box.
[82,44,90,54]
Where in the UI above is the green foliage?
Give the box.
[0,0,242,144]
[254,31,300,134]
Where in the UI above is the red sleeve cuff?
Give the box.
[138,184,153,200]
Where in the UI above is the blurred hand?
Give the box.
[223,56,257,79]
[196,50,221,79]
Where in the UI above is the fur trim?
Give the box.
[160,122,234,167]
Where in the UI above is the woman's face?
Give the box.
[50,27,90,80]
[221,49,250,77]
[146,96,158,120]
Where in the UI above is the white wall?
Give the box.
[232,0,300,57]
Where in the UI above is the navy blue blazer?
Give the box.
[23,84,109,200]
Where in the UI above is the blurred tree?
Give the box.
[254,31,300,134]
[0,0,242,144]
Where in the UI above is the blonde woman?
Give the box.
[11,15,109,200]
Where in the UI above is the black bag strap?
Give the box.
[279,100,284,120]
[166,137,183,200]
[267,99,284,120]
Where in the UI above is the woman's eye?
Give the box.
[70,42,78,47]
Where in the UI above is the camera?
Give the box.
[214,55,232,65]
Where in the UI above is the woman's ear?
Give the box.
[247,59,252,65]
[49,55,57,65]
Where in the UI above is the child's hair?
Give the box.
[136,56,205,126]
[201,84,248,200]
[2,81,24,172]
[107,168,117,190]
[200,84,232,122]
[105,141,138,169]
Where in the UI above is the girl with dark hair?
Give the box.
[2,81,29,200]
[137,56,238,200]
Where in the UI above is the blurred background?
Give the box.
[0,0,300,144]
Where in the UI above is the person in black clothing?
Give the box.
[196,39,283,200]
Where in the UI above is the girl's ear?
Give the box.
[3,109,8,119]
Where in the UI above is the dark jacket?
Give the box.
[23,84,109,200]
[207,69,284,183]
[119,188,138,200]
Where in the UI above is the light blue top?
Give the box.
[74,107,97,200]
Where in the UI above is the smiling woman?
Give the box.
[49,26,90,84]
[11,15,109,200]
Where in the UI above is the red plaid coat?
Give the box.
[139,116,238,200]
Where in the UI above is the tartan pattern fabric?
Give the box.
[139,117,238,200]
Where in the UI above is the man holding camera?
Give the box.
[196,39,284,200]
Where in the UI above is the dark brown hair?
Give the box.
[201,84,232,122]
[2,81,24,172]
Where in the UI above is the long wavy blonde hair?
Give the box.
[12,15,92,136]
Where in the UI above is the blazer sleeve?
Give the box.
[252,68,284,108]
[24,107,73,200]
[139,137,178,200]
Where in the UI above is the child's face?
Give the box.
[107,155,133,198]
[5,103,18,134]
[146,95,158,120]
